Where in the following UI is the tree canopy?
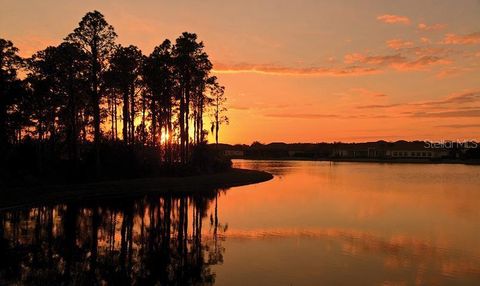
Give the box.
[0,10,229,182]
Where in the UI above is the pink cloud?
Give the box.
[344,53,406,65]
[376,14,411,25]
[391,56,451,71]
[358,90,480,111]
[271,90,480,121]
[409,46,449,58]
[435,67,474,79]
[409,109,480,118]
[442,32,480,45]
[357,104,401,110]
[264,113,340,119]
[349,88,387,98]
[420,37,431,44]
[344,50,451,71]
[441,90,480,105]
[216,45,453,78]
[343,53,366,64]
[212,63,380,77]
[417,23,447,32]
[436,124,479,129]
[386,39,414,50]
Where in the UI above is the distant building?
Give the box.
[332,141,449,159]
[387,149,437,158]
[332,142,387,158]
[396,149,448,158]
[385,142,448,159]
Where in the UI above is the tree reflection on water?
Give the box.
[0,189,225,285]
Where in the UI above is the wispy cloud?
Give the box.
[357,90,480,119]
[439,91,480,105]
[348,88,387,98]
[344,53,406,65]
[435,66,474,79]
[418,23,447,32]
[442,32,480,45]
[212,63,380,77]
[219,47,453,79]
[436,124,479,129]
[376,14,411,25]
[264,113,340,119]
[263,113,391,120]
[265,91,480,121]
[420,37,431,44]
[409,109,480,118]
[216,42,454,79]
[391,55,451,71]
[357,104,401,109]
[386,39,414,50]
[344,52,450,71]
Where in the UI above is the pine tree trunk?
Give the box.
[130,85,135,145]
[122,90,129,145]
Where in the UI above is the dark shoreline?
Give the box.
[0,168,273,210]
[233,157,480,165]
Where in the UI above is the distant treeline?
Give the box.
[0,11,229,185]
[217,140,480,160]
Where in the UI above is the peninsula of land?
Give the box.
[0,168,273,210]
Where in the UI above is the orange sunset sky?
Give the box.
[1,0,479,144]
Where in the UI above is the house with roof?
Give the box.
[331,141,449,159]
[385,141,449,159]
[332,141,388,158]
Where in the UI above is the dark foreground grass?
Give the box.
[0,168,273,210]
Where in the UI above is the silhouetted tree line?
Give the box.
[0,11,229,184]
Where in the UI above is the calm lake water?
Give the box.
[1,160,480,285]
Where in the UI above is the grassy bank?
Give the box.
[0,168,273,210]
